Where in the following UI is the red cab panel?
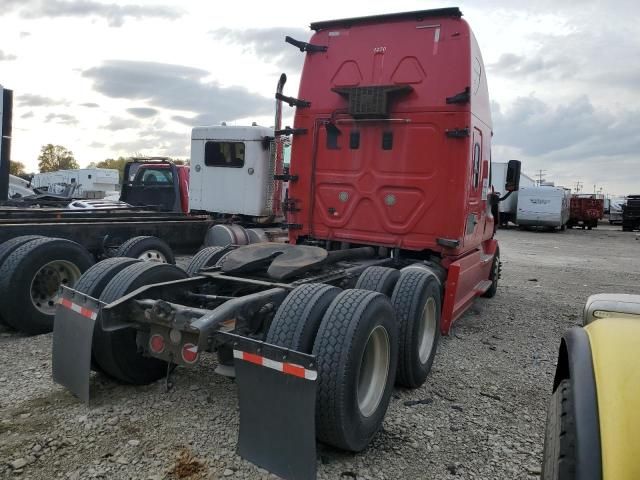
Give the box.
[287,9,493,256]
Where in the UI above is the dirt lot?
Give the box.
[1,225,638,480]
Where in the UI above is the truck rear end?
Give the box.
[622,195,640,231]
[51,9,512,480]
[568,194,604,230]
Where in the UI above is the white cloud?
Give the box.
[0,1,638,193]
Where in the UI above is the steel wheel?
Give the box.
[30,260,81,314]
[417,297,437,364]
[137,249,167,263]
[357,325,391,417]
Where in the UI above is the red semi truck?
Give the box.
[567,194,604,230]
[53,8,520,480]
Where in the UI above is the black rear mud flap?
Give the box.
[219,332,318,480]
[52,287,103,404]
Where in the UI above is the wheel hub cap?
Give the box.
[418,298,437,364]
[30,260,82,315]
[357,325,391,417]
[137,249,167,263]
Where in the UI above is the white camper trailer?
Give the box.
[516,186,571,230]
[32,168,119,198]
[491,162,535,225]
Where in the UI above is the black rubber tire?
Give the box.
[93,262,188,384]
[355,266,400,297]
[0,235,44,324]
[73,257,142,372]
[186,246,226,276]
[74,257,142,298]
[115,236,175,264]
[313,289,398,451]
[401,262,446,287]
[482,247,500,298]
[541,379,577,480]
[391,269,441,388]
[0,235,44,268]
[214,249,235,267]
[266,283,341,353]
[0,237,94,334]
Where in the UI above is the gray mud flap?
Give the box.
[52,287,103,404]
[220,332,317,480]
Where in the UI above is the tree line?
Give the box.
[10,144,188,180]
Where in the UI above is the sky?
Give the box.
[0,0,638,195]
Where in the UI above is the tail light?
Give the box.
[149,334,165,354]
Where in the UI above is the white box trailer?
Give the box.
[516,186,571,229]
[32,168,119,197]
[491,162,535,225]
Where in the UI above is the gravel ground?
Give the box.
[1,225,639,480]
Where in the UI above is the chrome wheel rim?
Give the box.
[30,260,82,314]
[418,297,437,364]
[357,325,391,417]
[137,249,167,263]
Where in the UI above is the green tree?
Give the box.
[37,144,79,172]
[9,161,26,176]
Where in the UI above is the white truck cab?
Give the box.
[189,125,276,217]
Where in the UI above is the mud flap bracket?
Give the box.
[52,287,103,404]
[219,332,317,480]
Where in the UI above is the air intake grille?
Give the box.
[332,85,412,118]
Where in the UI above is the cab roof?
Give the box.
[310,7,462,31]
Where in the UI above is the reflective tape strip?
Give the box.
[59,298,98,321]
[233,350,317,381]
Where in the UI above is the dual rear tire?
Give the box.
[266,266,442,451]
[73,258,188,383]
[268,285,399,451]
[355,266,442,388]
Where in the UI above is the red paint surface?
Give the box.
[570,195,604,222]
[288,14,494,256]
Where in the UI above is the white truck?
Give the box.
[609,196,626,224]
[32,168,120,198]
[516,186,571,230]
[491,162,535,226]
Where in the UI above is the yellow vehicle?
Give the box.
[543,294,640,480]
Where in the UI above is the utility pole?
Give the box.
[536,169,547,186]
[574,181,583,193]
[0,84,13,202]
